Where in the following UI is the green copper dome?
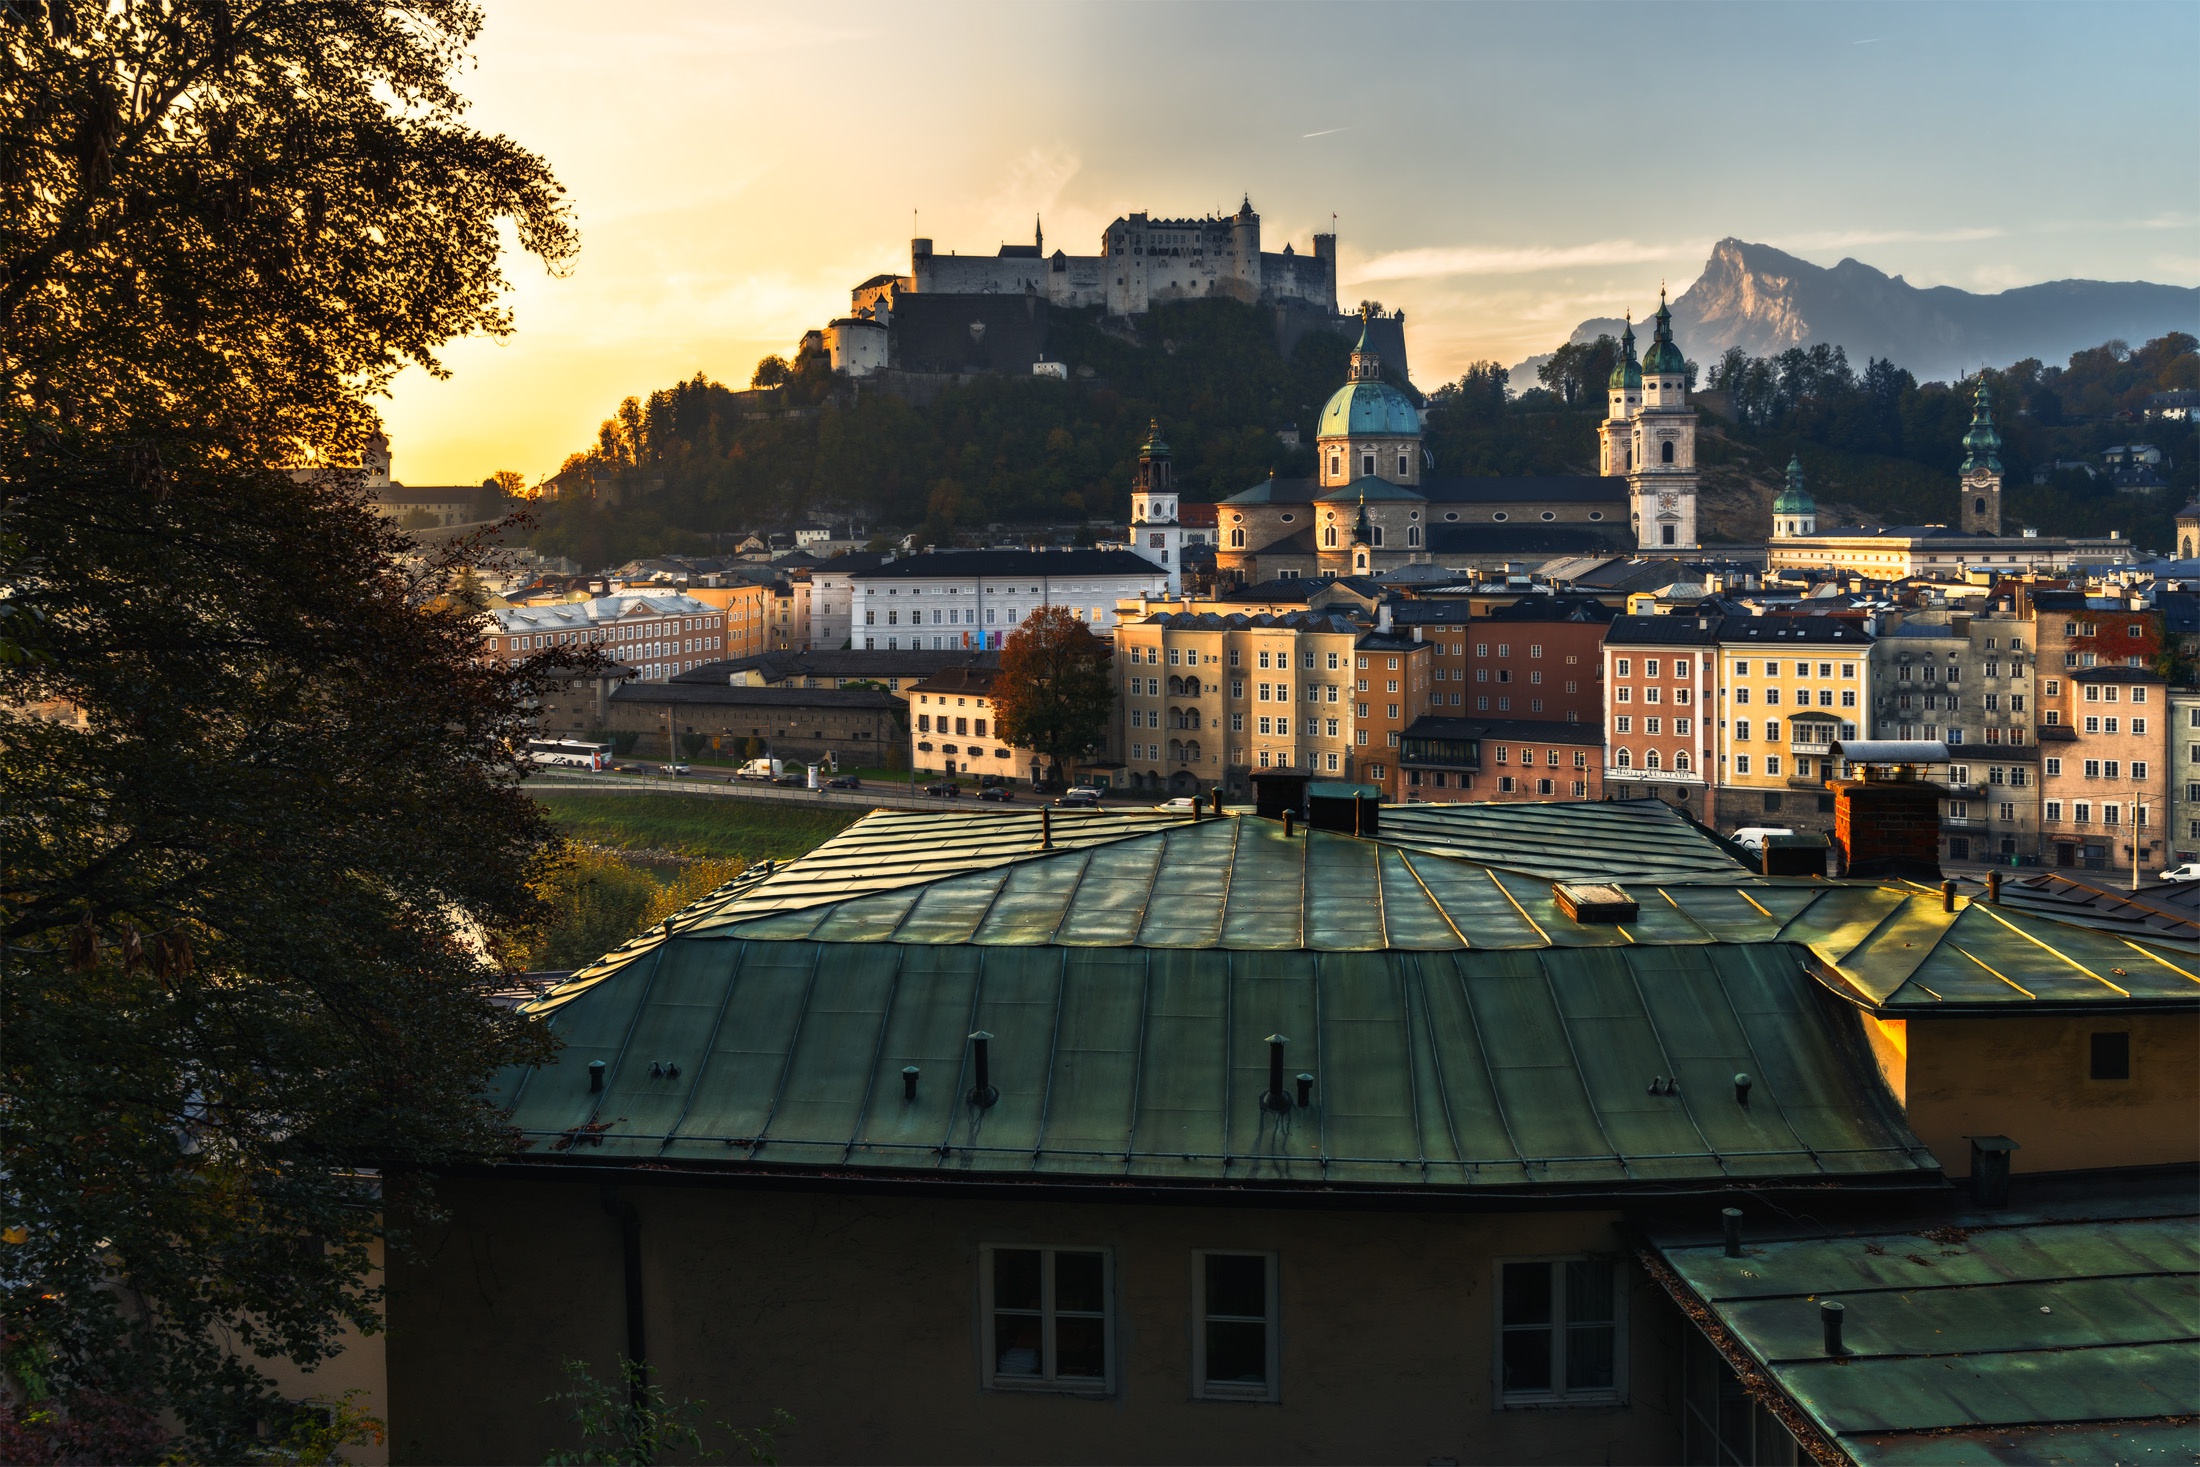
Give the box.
[1773,454,1814,514]
[1960,379,2003,474]
[1642,293,1687,376]
[1140,417,1170,459]
[1319,313,1421,438]
[1608,319,1642,390]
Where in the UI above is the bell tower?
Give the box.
[1959,378,2003,536]
[1628,290,1699,552]
[1598,316,1641,477]
[1129,419,1182,594]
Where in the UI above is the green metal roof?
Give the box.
[1774,454,1815,515]
[500,936,1933,1191]
[492,804,2191,1195]
[1645,1175,2199,1465]
[1643,296,1687,375]
[1318,377,1422,438]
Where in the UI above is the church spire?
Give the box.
[1349,304,1382,382]
[1961,377,2003,474]
[1354,488,1372,546]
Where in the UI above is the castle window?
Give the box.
[1230,528,1245,548]
[1974,497,1987,514]
[1660,441,1675,464]
[1362,454,1375,477]
[1328,456,1340,480]
[1540,512,1555,521]
[1398,454,1410,477]
[1407,526,1421,547]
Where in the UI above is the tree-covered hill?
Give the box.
[527,303,2197,568]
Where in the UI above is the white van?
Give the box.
[1729,826,1795,857]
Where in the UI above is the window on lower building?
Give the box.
[981,1246,1112,1393]
[1193,1252,1279,1401]
[2090,1031,2130,1081]
[1498,1258,1624,1406]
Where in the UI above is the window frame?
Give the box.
[1493,1255,1628,1409]
[977,1243,1116,1396]
[1191,1249,1281,1403]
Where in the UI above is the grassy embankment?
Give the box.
[515,794,861,971]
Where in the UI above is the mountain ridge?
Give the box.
[1514,238,2198,385]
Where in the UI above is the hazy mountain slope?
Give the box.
[1521,238,2198,384]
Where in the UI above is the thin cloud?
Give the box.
[1351,238,1701,282]
[1783,226,2005,250]
[1302,127,1350,139]
[1852,37,1881,44]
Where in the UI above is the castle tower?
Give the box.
[1628,290,1699,552]
[1598,316,1641,477]
[1129,419,1182,594]
[1772,454,1816,539]
[1959,378,2004,536]
[1230,195,1262,300]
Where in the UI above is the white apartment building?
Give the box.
[851,550,1167,651]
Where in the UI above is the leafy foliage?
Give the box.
[544,1357,788,1467]
[1,0,575,1456]
[1704,334,2199,547]
[991,607,1115,783]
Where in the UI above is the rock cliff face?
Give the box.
[1535,238,2198,383]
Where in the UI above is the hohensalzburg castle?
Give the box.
[823,199,1406,381]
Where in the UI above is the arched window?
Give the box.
[1183,677,1201,697]
[1973,497,1987,514]
[1168,739,1183,762]
[1615,748,1632,769]
[1355,552,1368,570]
[1361,453,1375,477]
[1370,525,1384,547]
[1230,527,1245,548]
[1661,440,1675,464]
[1407,525,1422,547]
[1167,676,1183,696]
[1645,749,1662,770]
[1323,525,1338,548]
[1184,740,1201,764]
[1674,750,1691,771]
[1328,455,1340,480]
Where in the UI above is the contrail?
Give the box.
[1302,126,1350,138]
[1853,37,1880,44]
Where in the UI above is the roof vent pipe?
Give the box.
[966,1031,999,1108]
[1210,787,1224,816]
[1985,869,2002,904]
[1734,1073,1753,1107]
[1969,1135,2018,1208]
[1260,1035,1292,1112]
[1941,880,1957,912]
[589,1060,606,1093]
[902,1065,919,1101]
[1295,1072,1314,1107]
[1040,807,1052,849]
[1721,1207,1743,1258]
[1820,1300,1847,1356]
[1282,810,1295,838]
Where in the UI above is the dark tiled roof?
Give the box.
[906,665,1004,696]
[1604,614,1727,645]
[609,683,903,710]
[1718,617,1874,646]
[2070,665,2166,682]
[850,549,1162,580]
[1427,522,1638,557]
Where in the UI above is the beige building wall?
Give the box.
[388,1181,1683,1467]
[1116,618,1360,794]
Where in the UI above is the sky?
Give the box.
[381,0,2200,486]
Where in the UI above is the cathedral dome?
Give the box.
[1319,313,1421,438]
[1319,377,1421,437]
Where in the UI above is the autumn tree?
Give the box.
[991,607,1114,785]
[1,1,580,1455]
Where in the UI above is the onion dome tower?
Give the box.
[1316,308,1422,490]
[1598,315,1643,475]
[1772,454,1816,539]
[1627,289,1699,551]
[1129,418,1182,594]
[1958,378,2004,536]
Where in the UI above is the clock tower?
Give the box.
[1129,419,1183,595]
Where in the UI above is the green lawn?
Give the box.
[535,792,859,862]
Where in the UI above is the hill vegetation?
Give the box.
[527,298,2197,565]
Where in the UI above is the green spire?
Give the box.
[1140,417,1170,458]
[1354,489,1372,546]
[1960,378,2002,475]
[1773,453,1814,514]
[1608,313,1643,390]
[1641,287,1687,375]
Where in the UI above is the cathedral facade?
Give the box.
[1214,301,1700,583]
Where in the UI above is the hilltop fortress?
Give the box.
[824,199,1408,383]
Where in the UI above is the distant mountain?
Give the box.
[1516,238,2199,386]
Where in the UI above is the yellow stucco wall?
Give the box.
[1875,1012,2199,1176]
[257,1236,389,1464]
[387,1180,1685,1466]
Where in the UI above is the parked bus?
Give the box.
[525,738,612,771]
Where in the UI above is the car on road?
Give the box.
[825,775,861,790]
[1054,788,1101,809]
[1155,796,1198,812]
[923,781,961,797]
[2158,861,2200,882]
[978,786,1014,802]
[659,763,691,776]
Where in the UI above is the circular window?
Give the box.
[1541,511,1556,521]
[1492,512,1509,522]
[1588,511,1604,522]
[1279,513,1294,523]
[1409,511,1419,520]
[1230,513,1242,522]
[1444,512,1459,522]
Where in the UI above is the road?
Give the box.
[528,767,1142,815]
